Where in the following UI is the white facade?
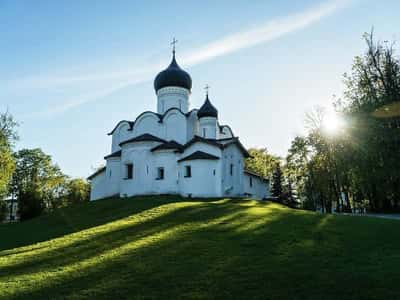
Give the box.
[88,53,269,200]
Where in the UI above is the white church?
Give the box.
[88,46,269,200]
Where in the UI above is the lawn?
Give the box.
[1,196,400,299]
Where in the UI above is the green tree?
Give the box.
[0,111,18,198]
[13,148,66,220]
[271,162,284,201]
[288,30,400,213]
[0,111,18,221]
[245,148,279,178]
[18,187,45,221]
[64,178,90,205]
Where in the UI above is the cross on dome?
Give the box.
[171,37,178,55]
[204,84,210,96]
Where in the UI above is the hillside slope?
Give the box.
[1,196,400,299]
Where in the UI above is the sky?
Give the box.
[1,0,399,178]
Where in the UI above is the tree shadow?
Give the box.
[0,200,247,282]
[0,195,189,252]
[3,200,400,299]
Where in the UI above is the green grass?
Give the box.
[1,196,400,299]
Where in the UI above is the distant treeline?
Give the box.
[0,114,90,221]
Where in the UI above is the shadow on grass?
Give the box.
[3,200,400,299]
[0,203,324,299]
[0,201,247,279]
[0,195,189,252]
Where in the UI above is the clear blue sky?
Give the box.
[1,0,399,178]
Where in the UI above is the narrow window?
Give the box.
[126,163,133,179]
[184,165,192,178]
[230,164,234,176]
[109,170,112,178]
[157,167,165,180]
[250,177,253,187]
[213,169,216,176]
[203,128,206,138]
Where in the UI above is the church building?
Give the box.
[88,46,269,200]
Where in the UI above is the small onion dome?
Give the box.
[154,53,192,92]
[198,95,218,119]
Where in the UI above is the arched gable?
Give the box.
[111,121,134,152]
[219,125,234,139]
[133,111,162,137]
[163,109,187,144]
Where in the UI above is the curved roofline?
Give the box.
[219,124,235,137]
[107,120,134,136]
[160,107,187,122]
[108,108,198,136]
[134,110,162,124]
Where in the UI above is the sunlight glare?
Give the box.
[322,111,344,134]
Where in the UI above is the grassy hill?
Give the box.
[1,196,400,299]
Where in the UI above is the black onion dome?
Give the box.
[154,53,192,92]
[198,95,218,118]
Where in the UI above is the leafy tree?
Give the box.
[18,187,45,221]
[288,30,400,213]
[13,148,66,220]
[245,148,279,178]
[0,111,18,198]
[64,178,90,205]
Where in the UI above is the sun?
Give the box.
[322,111,343,134]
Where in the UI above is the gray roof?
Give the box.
[104,150,122,159]
[87,166,106,180]
[178,151,220,162]
[244,169,269,182]
[151,140,184,152]
[119,134,166,147]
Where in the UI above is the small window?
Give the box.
[184,165,192,178]
[250,177,253,187]
[230,164,234,176]
[213,169,216,176]
[203,128,206,138]
[109,170,112,178]
[156,167,165,180]
[126,164,133,179]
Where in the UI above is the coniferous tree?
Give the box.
[271,162,284,202]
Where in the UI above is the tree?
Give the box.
[271,162,284,202]
[286,136,313,209]
[64,178,90,205]
[18,187,45,221]
[12,148,66,220]
[245,148,279,178]
[0,111,18,198]
[0,200,8,221]
[0,111,18,221]
[287,30,400,213]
